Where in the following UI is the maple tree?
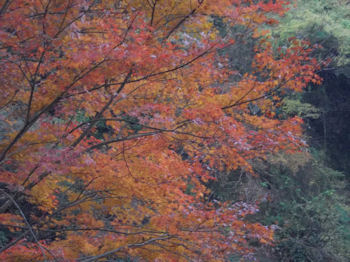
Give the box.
[0,0,320,261]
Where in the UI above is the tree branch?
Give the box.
[70,69,133,148]
[78,236,172,262]
[163,0,204,41]
[0,189,48,261]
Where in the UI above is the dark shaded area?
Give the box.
[304,71,350,179]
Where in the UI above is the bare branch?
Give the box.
[150,0,157,26]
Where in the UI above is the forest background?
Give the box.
[0,0,349,261]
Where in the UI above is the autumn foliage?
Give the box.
[0,0,320,261]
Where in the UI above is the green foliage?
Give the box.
[209,151,350,261]
[282,98,320,119]
[255,153,350,262]
[274,0,350,70]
